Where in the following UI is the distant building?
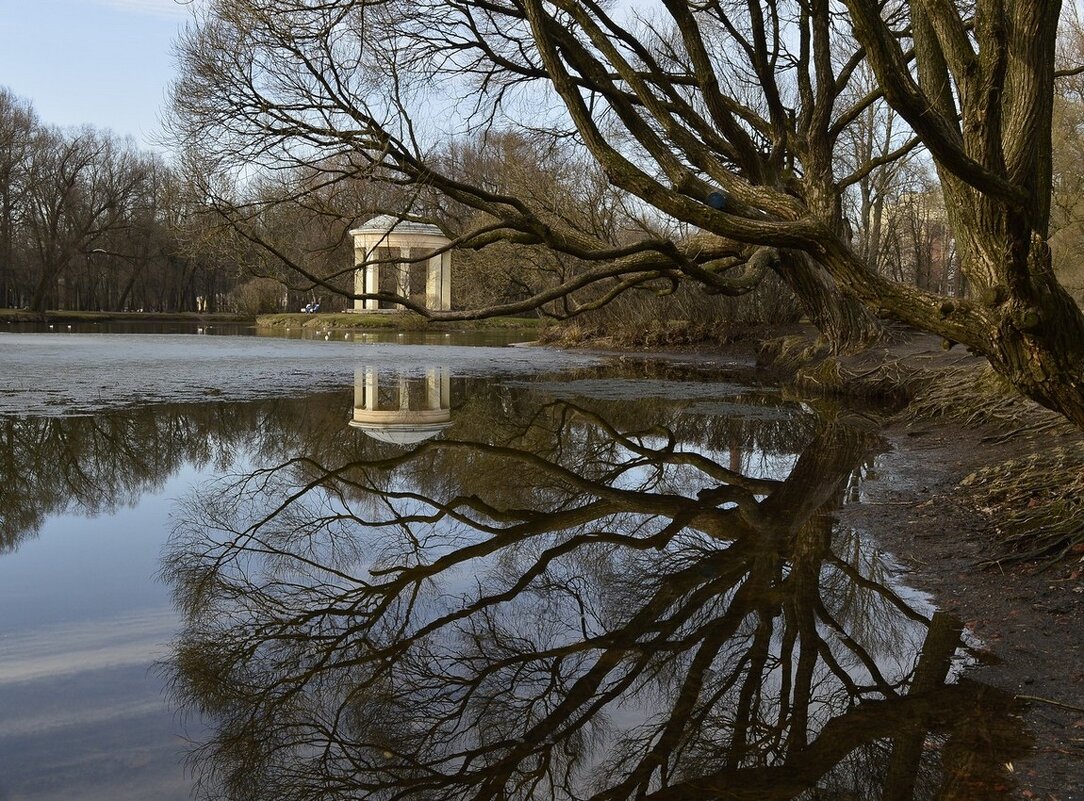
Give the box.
[350,215,452,311]
[881,190,964,296]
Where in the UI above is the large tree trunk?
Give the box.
[823,228,1084,428]
[836,0,1084,428]
[776,251,884,352]
[978,239,1084,429]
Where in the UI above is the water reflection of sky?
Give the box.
[0,467,207,800]
[0,336,1027,801]
[0,339,606,800]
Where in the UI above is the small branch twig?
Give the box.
[1015,694,1084,714]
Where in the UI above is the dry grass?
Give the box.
[961,448,1084,564]
[883,359,1082,566]
[786,348,1068,434]
[537,319,752,349]
[901,364,1068,432]
[255,313,541,331]
[788,354,917,404]
[758,333,830,368]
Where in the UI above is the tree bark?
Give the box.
[981,240,1084,428]
[776,252,884,352]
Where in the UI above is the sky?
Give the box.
[0,0,194,149]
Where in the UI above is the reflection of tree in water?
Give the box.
[0,368,809,553]
[165,393,1027,801]
[0,410,229,552]
[0,392,356,553]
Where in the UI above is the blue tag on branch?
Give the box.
[706,191,728,210]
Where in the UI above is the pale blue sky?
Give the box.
[0,0,193,148]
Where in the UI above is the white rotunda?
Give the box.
[350,215,452,311]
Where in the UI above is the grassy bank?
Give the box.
[0,308,254,323]
[537,319,755,349]
[256,312,542,332]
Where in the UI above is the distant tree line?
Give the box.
[8,1,1084,337]
[0,87,323,317]
[0,88,201,314]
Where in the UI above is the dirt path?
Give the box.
[843,420,1084,800]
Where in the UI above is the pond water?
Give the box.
[0,332,1030,800]
[2,318,534,348]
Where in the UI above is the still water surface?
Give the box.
[0,331,1030,799]
[2,318,532,347]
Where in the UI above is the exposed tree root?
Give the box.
[901,364,1070,431]
[1014,695,1084,714]
[960,448,1084,566]
[897,362,1084,565]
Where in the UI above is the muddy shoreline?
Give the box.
[847,419,1084,799]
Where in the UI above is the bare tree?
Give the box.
[21,128,150,315]
[169,0,888,344]
[843,2,1084,423]
[836,63,918,277]
[0,86,268,315]
[172,1,1084,426]
[1050,6,1084,304]
[0,88,35,308]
